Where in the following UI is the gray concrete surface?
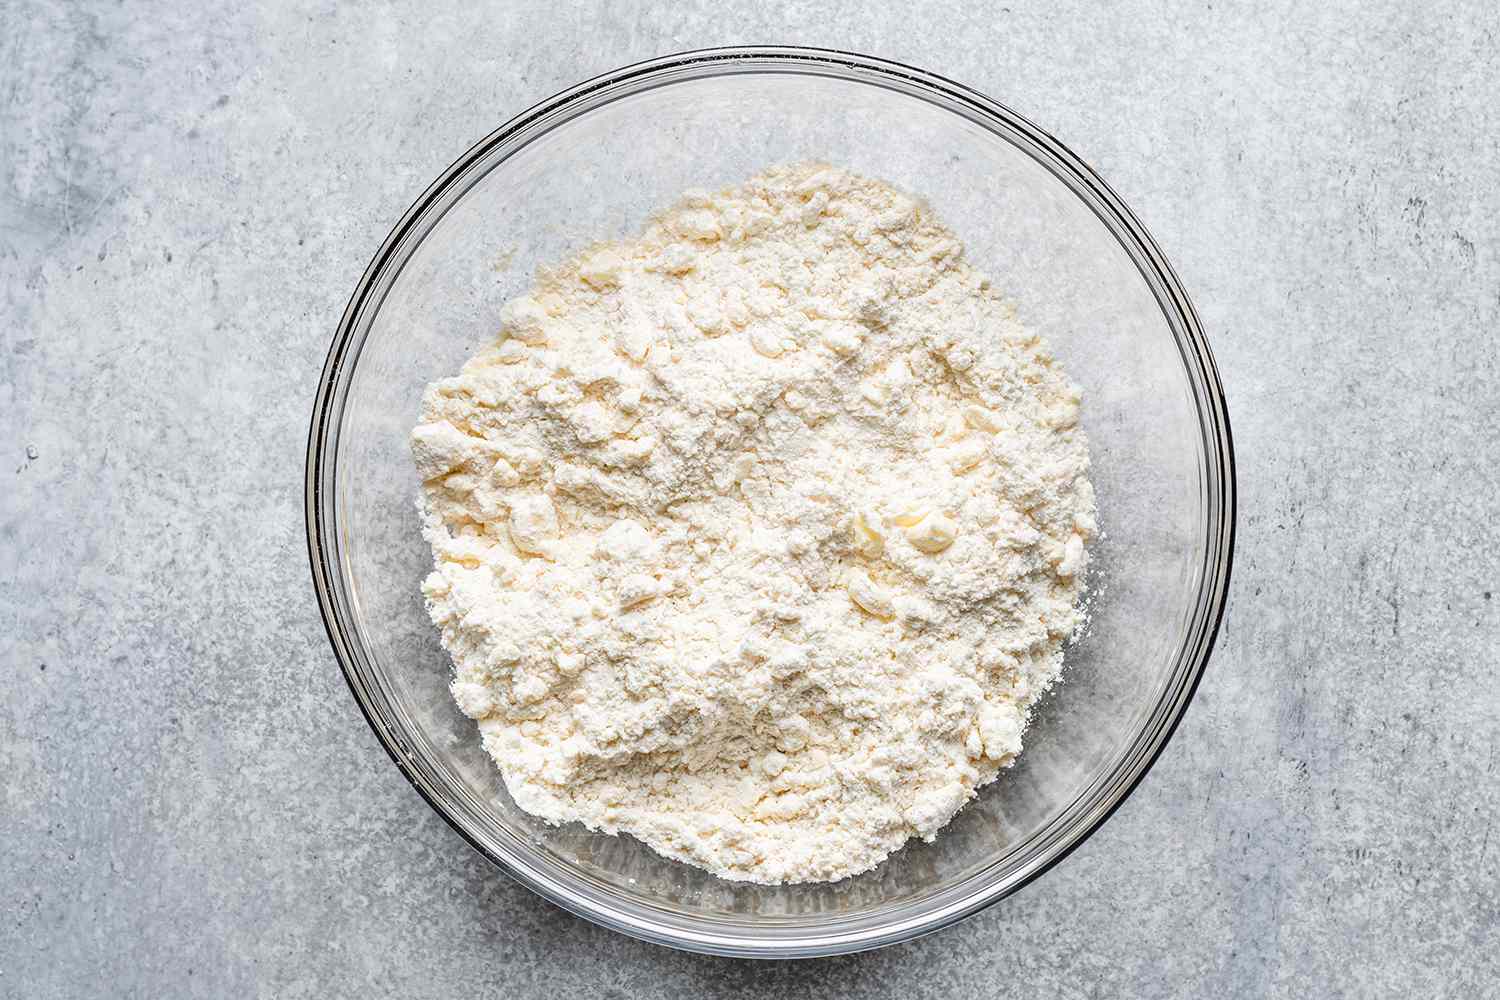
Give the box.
[3,1,1497,996]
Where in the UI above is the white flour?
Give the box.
[412,164,1096,884]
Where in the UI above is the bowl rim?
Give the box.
[305,44,1236,958]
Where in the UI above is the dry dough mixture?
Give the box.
[412,163,1096,884]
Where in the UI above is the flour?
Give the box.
[412,163,1096,884]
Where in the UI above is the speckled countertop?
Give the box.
[3,2,1497,997]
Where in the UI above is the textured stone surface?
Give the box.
[3,1,1497,996]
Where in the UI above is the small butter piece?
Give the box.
[750,325,786,358]
[947,437,986,473]
[906,512,958,554]
[508,493,558,557]
[964,404,1003,432]
[671,209,722,242]
[578,249,624,288]
[499,295,550,344]
[846,569,895,620]
[891,506,928,528]
[1056,532,1088,578]
[850,510,885,558]
[618,573,662,609]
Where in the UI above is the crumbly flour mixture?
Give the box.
[412,163,1096,884]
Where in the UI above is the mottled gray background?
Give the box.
[3,1,1497,997]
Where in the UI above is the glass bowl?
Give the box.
[305,47,1234,957]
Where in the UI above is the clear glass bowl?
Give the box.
[306,47,1235,957]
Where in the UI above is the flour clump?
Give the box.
[412,163,1096,884]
